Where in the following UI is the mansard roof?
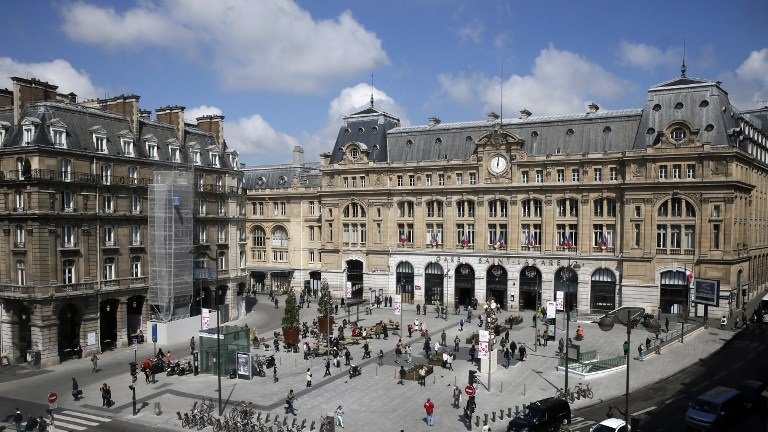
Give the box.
[242,162,321,190]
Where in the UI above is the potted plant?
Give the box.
[317,280,334,334]
[281,289,301,348]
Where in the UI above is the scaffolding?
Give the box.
[149,170,194,322]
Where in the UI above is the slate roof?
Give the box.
[242,163,321,190]
[328,106,400,164]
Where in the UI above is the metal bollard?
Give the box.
[523,383,526,396]
[507,407,512,418]
[484,413,488,425]
[154,401,162,416]
[515,405,520,416]
[500,381,503,394]
[475,415,480,427]
[491,412,496,422]
[499,409,504,420]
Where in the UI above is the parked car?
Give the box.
[736,380,767,411]
[507,397,571,432]
[685,386,744,430]
[590,418,628,432]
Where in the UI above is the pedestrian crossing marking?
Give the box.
[61,411,112,422]
[49,420,88,430]
[55,414,100,426]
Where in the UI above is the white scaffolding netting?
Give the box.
[149,170,194,322]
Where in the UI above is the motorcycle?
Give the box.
[348,364,362,379]
[177,361,193,376]
[264,355,276,369]
[166,361,179,376]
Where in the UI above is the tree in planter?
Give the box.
[281,290,301,348]
[317,280,334,335]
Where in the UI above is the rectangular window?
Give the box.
[192,150,201,165]
[634,205,641,218]
[469,172,477,185]
[131,225,141,246]
[103,226,115,246]
[658,165,667,180]
[94,135,106,153]
[101,163,112,185]
[686,164,696,179]
[309,226,315,241]
[218,225,227,243]
[351,177,357,188]
[376,222,382,242]
[456,223,475,245]
[712,205,721,218]
[656,225,667,248]
[23,127,34,145]
[309,250,315,263]
[672,164,681,179]
[571,168,580,182]
[609,166,618,181]
[170,146,180,162]
[61,191,74,212]
[397,223,414,243]
[684,225,695,251]
[397,175,403,187]
[425,223,443,245]
[52,129,66,147]
[210,153,220,167]
[426,174,433,186]
[62,225,75,247]
[535,170,543,183]
[128,166,138,184]
[438,174,445,186]
[61,159,72,182]
[103,194,114,213]
[712,224,721,249]
[670,225,682,249]
[343,177,349,188]
[409,174,415,186]
[309,201,316,215]
[593,168,602,182]
[360,176,365,187]
[557,169,565,183]
[521,171,529,184]
[456,173,463,185]
[131,195,141,214]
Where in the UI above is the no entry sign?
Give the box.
[48,392,58,410]
[465,385,475,396]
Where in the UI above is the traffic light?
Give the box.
[468,370,477,386]
[130,361,138,376]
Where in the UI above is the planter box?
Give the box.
[402,364,434,381]
[282,327,300,348]
[318,317,335,334]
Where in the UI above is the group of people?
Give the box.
[12,408,49,432]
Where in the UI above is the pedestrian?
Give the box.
[637,344,644,360]
[405,344,413,363]
[434,340,441,354]
[532,313,536,327]
[453,385,462,408]
[274,297,279,308]
[467,308,472,323]
[273,364,279,383]
[285,390,297,415]
[623,340,629,356]
[383,324,389,340]
[454,335,460,352]
[459,318,465,332]
[303,342,310,361]
[334,304,339,314]
[543,329,549,347]
[101,383,109,407]
[418,366,427,386]
[720,316,727,329]
[377,349,384,366]
[306,368,312,387]
[398,365,406,385]
[441,330,447,347]
[481,422,491,432]
[13,408,22,432]
[424,398,435,426]
[165,351,173,363]
[274,338,280,352]
[478,314,483,327]
[424,340,432,358]
[362,341,371,359]
[36,415,47,432]
[72,377,80,401]
[446,353,453,370]
[734,316,740,330]
[518,344,526,361]
[91,353,99,372]
[503,347,510,368]
[645,336,651,351]
[344,348,351,366]
[536,330,542,347]
[335,405,345,428]
[324,358,331,377]
[468,344,476,362]
[156,347,165,359]
[407,323,413,338]
[190,337,196,355]
[395,340,402,364]
[665,316,670,332]
[510,340,517,358]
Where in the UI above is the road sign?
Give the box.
[48,392,58,403]
[465,385,475,396]
[394,294,402,315]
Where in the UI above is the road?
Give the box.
[572,324,768,431]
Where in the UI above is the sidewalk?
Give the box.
[0,296,754,432]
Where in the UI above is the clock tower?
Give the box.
[475,122,525,184]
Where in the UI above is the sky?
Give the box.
[1,0,766,165]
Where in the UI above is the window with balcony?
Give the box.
[593,224,615,251]
[103,257,116,280]
[210,152,220,167]
[520,223,541,247]
[426,200,444,218]
[63,259,75,284]
[218,225,227,243]
[170,146,180,162]
[131,256,142,278]
[60,159,72,182]
[131,195,141,214]
[128,166,138,185]
[218,250,227,269]
[61,191,74,212]
[131,225,141,246]
[104,225,115,246]
[195,173,204,191]
[14,225,25,248]
[397,223,414,244]
[103,194,114,213]
[397,201,414,218]
[61,225,75,248]
[101,163,112,185]
[487,224,507,249]
[425,223,443,246]
[456,223,475,246]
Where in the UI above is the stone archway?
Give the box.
[554,267,579,312]
[100,299,120,350]
[126,296,145,342]
[590,268,616,312]
[424,263,444,306]
[454,264,475,308]
[346,259,364,299]
[57,303,82,362]
[486,265,508,309]
[396,261,415,304]
[519,266,541,310]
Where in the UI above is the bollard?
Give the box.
[475,415,480,427]
[154,401,162,416]
[523,383,526,396]
[454,376,457,386]
[433,374,436,384]
[499,409,504,420]
[500,381,503,394]
[295,358,297,367]
[280,357,282,366]
[376,365,378,376]
[507,407,512,418]
[491,412,496,422]
[515,406,519,416]
[484,413,488,425]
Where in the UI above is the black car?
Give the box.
[736,380,767,411]
[508,397,571,432]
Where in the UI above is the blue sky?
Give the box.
[1,0,766,165]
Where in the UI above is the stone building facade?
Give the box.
[245,74,768,320]
[0,77,246,366]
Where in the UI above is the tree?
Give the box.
[281,289,300,329]
[317,279,334,317]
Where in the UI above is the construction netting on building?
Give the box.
[149,170,194,322]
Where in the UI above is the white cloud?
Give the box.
[226,113,301,160]
[617,41,682,71]
[0,57,104,99]
[61,0,388,93]
[185,105,223,123]
[720,48,768,110]
[458,20,484,43]
[438,45,631,116]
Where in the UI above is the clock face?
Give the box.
[489,155,507,174]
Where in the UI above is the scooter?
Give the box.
[348,364,362,378]
[166,362,179,376]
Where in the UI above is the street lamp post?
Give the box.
[598,307,660,427]
[202,249,223,417]
[561,261,579,397]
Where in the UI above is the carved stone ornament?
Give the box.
[724,197,735,204]
[470,154,478,163]
[415,198,422,207]
[643,198,654,204]
[632,162,646,177]
[509,200,517,206]
[544,199,552,206]
[375,174,384,186]
[711,160,726,176]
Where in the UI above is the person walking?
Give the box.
[285,390,297,415]
[418,366,427,387]
[405,344,413,364]
[273,364,279,383]
[407,323,413,338]
[459,318,465,332]
[13,408,22,432]
[306,368,312,388]
[398,365,406,385]
[441,330,447,347]
[395,340,403,364]
[720,316,727,330]
[452,385,462,408]
[424,398,435,426]
[344,348,351,366]
[72,377,80,401]
[91,353,99,372]
[189,337,196,355]
[623,340,629,356]
[377,349,384,366]
[335,405,345,428]
[518,344,526,361]
[637,344,644,360]
[416,303,421,315]
[101,383,109,407]
[446,353,454,370]
[454,335,460,352]
[274,297,279,309]
[665,316,670,332]
[510,340,517,359]
[467,308,472,323]
[324,358,332,377]
[36,415,47,432]
[503,347,511,368]
[536,330,542,347]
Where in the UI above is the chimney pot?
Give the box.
[519,109,532,119]
[487,112,500,122]
[428,117,441,126]
[588,103,599,113]
[293,146,305,165]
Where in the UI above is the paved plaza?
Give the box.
[0,297,738,432]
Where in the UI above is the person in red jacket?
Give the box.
[424,398,435,426]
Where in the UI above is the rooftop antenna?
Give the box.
[370,74,374,108]
[681,37,687,78]
[499,60,503,127]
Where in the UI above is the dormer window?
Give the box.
[146,142,158,159]
[349,147,360,160]
[51,126,67,147]
[123,139,134,156]
[170,146,180,162]
[191,150,201,165]
[671,127,686,142]
[95,135,106,153]
[0,121,10,145]
[23,126,35,145]
[210,152,220,167]
[21,117,40,146]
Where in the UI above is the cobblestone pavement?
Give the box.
[0,299,737,432]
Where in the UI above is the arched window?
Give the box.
[272,226,289,248]
[343,202,366,218]
[590,268,616,311]
[251,226,266,247]
[656,198,696,255]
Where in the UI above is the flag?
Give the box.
[495,232,505,249]
[528,234,535,247]
[430,231,438,245]
[399,234,408,244]
[685,269,694,288]
[460,235,468,246]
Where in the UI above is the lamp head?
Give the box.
[598,315,615,332]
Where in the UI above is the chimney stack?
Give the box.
[588,102,599,114]
[196,115,226,150]
[156,105,186,145]
[11,77,60,124]
[487,112,500,122]
[101,94,141,136]
[428,117,441,127]
[519,109,532,119]
[293,146,305,165]
[139,109,151,120]
[0,88,12,107]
